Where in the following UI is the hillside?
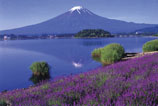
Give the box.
[1,53,158,105]
[135,26,158,34]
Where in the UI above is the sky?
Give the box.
[0,0,158,30]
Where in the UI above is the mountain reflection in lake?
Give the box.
[0,37,157,91]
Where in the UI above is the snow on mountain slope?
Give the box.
[69,6,83,14]
[69,6,93,15]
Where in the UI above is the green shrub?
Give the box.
[92,43,125,65]
[30,61,50,76]
[143,40,158,52]
[101,43,125,64]
[91,48,103,62]
[91,48,103,58]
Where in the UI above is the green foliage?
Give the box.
[41,83,49,90]
[101,44,125,64]
[48,99,61,106]
[75,29,112,38]
[143,40,158,52]
[91,48,103,58]
[30,61,50,76]
[0,100,8,106]
[91,48,104,62]
[152,34,158,37]
[92,43,125,65]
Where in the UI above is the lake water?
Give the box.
[0,37,157,91]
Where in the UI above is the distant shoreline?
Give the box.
[1,35,157,41]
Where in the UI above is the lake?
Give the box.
[0,37,157,91]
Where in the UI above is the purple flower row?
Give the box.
[1,53,158,105]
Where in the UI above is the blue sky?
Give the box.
[0,0,158,30]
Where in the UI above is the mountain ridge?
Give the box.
[134,26,158,34]
[0,6,156,35]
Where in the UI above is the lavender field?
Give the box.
[1,53,158,105]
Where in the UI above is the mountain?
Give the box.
[134,26,158,34]
[0,6,156,35]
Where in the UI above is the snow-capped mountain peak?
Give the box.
[69,6,93,15]
[70,6,83,12]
